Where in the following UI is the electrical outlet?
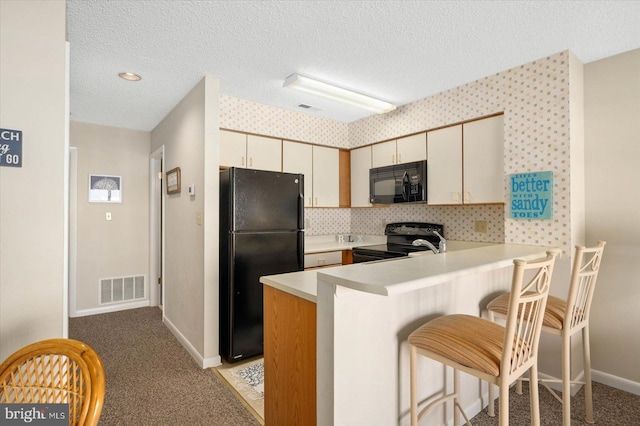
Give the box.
[474,220,487,233]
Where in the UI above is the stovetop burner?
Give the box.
[352,222,444,263]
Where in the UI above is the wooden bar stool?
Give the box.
[487,241,605,425]
[0,338,105,426]
[409,251,559,426]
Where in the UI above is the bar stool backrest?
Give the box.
[564,241,606,333]
[503,251,558,380]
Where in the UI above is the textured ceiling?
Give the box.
[66,0,640,131]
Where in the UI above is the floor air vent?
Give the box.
[100,275,145,305]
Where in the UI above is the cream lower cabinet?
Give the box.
[350,145,372,207]
[282,140,313,207]
[427,115,504,205]
[312,145,339,207]
[372,133,426,167]
[219,130,282,172]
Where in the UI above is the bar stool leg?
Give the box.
[453,369,460,426]
[499,377,509,426]
[530,364,541,426]
[487,310,496,418]
[410,345,418,426]
[583,325,595,424]
[562,332,571,426]
[488,383,495,417]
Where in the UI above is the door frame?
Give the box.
[68,147,78,318]
[149,146,165,311]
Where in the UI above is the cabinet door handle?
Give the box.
[453,192,460,203]
[250,157,253,167]
[392,154,395,164]
[241,156,245,166]
[398,153,401,163]
[309,197,312,205]
[315,197,318,206]
[464,191,470,203]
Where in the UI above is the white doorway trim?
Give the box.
[149,146,165,312]
[68,147,78,318]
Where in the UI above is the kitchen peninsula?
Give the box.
[261,243,556,426]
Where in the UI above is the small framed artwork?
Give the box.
[89,175,122,203]
[166,167,181,194]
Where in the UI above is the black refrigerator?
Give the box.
[219,167,304,363]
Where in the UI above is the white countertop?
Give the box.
[260,268,331,303]
[261,241,557,302]
[317,244,557,296]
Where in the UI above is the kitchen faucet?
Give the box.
[433,230,447,253]
[412,239,440,254]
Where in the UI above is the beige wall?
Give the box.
[0,0,68,360]
[70,122,151,314]
[585,48,640,389]
[151,76,220,367]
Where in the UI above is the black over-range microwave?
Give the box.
[369,160,427,204]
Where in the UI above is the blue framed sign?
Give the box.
[0,128,22,167]
[509,171,553,220]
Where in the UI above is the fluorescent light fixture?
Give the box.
[118,72,142,81]
[283,73,396,114]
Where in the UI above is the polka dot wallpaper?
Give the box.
[220,51,577,253]
[220,95,348,148]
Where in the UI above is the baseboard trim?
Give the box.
[71,300,150,317]
[592,369,640,396]
[162,315,221,369]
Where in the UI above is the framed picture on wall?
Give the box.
[166,167,181,194]
[89,174,122,203]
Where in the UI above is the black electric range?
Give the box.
[352,222,444,263]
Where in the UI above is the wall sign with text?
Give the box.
[0,128,22,167]
[509,171,553,220]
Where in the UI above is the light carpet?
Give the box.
[215,358,264,425]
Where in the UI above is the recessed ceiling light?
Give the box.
[118,72,141,81]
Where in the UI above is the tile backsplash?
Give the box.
[221,50,576,253]
[305,205,504,242]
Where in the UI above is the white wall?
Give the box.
[0,0,68,360]
[70,122,151,315]
[151,76,220,367]
[585,48,640,390]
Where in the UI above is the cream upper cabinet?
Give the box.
[372,133,426,167]
[427,125,463,204]
[350,145,372,207]
[427,116,505,205]
[219,130,282,171]
[463,115,504,204]
[283,140,313,207]
[220,130,247,168]
[372,140,397,167]
[396,133,427,164]
[247,135,282,172]
[312,145,339,207]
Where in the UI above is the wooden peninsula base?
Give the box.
[263,285,316,426]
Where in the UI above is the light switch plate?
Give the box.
[106,212,112,221]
